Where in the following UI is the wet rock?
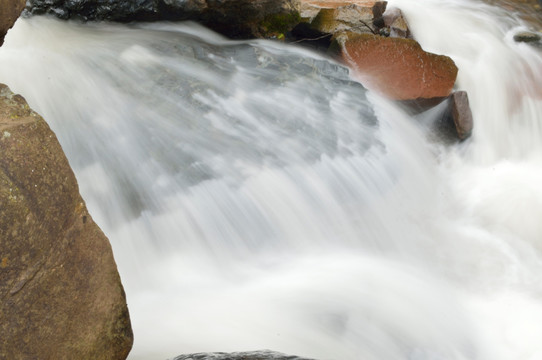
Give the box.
[0,84,133,359]
[25,0,301,39]
[0,0,25,46]
[336,32,458,100]
[514,31,541,42]
[173,350,317,360]
[383,7,411,38]
[513,31,542,48]
[447,91,473,140]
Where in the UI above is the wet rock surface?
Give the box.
[0,84,133,359]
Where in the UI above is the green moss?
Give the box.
[260,11,301,37]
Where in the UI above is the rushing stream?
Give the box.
[2,0,542,359]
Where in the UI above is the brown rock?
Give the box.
[337,33,458,100]
[0,0,25,46]
[306,1,387,35]
[449,91,473,140]
[0,84,133,359]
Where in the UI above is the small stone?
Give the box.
[513,31,541,43]
[383,7,411,38]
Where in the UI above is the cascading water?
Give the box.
[1,0,542,359]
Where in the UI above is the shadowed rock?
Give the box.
[25,0,301,39]
[0,84,133,359]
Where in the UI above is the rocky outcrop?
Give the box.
[305,1,387,35]
[25,0,301,39]
[0,0,25,46]
[173,350,316,360]
[0,84,133,359]
[290,2,457,101]
[337,32,458,100]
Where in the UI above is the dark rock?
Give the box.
[0,0,25,46]
[0,84,133,359]
[336,32,458,100]
[513,31,541,42]
[25,0,302,39]
[513,30,542,48]
[173,350,317,360]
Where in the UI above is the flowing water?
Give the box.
[2,0,542,359]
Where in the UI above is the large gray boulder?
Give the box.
[0,84,133,359]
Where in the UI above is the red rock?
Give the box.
[338,33,458,100]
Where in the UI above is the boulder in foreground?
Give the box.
[0,84,133,359]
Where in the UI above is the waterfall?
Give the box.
[1,0,542,359]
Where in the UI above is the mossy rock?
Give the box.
[260,11,302,38]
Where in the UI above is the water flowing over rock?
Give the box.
[173,350,316,360]
[337,32,458,100]
[24,0,301,38]
[0,84,133,359]
[0,0,25,45]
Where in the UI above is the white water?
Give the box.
[2,0,542,359]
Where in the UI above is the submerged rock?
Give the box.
[0,0,25,46]
[173,350,317,360]
[336,32,458,100]
[0,84,133,359]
